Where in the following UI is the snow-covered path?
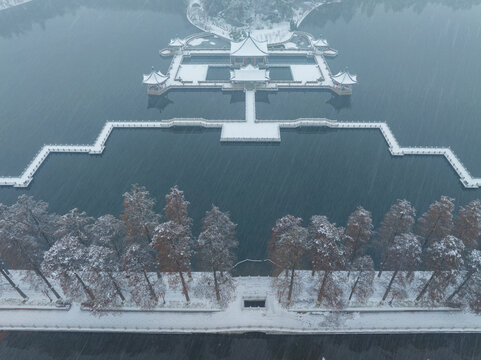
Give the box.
[1,275,481,334]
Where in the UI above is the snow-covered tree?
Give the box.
[54,208,95,245]
[446,249,481,303]
[348,255,375,303]
[381,233,422,302]
[268,215,308,305]
[123,243,164,308]
[82,244,126,313]
[88,215,126,259]
[42,236,94,302]
[345,206,373,262]
[197,205,238,304]
[122,184,159,245]
[0,197,61,300]
[164,186,192,228]
[151,221,193,302]
[308,215,346,307]
[416,235,464,303]
[453,200,481,250]
[377,199,416,276]
[416,196,455,249]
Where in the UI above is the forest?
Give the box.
[1,187,481,316]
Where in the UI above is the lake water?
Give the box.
[1,0,481,357]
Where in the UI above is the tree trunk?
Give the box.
[422,215,440,249]
[1,268,28,299]
[446,271,474,302]
[349,271,362,301]
[316,271,330,305]
[287,267,295,305]
[34,268,61,300]
[213,270,221,303]
[142,270,157,300]
[108,273,125,302]
[179,271,190,302]
[416,271,437,302]
[382,270,398,301]
[378,254,389,278]
[74,272,95,301]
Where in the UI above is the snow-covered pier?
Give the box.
[1,115,480,188]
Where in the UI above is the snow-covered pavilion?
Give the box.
[312,38,329,49]
[169,38,185,48]
[230,34,269,67]
[143,68,168,91]
[230,64,270,84]
[332,70,358,90]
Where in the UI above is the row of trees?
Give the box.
[0,186,238,312]
[2,190,481,313]
[269,196,481,312]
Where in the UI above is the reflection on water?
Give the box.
[1,332,481,359]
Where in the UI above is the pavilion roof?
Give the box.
[230,34,268,57]
[332,71,357,85]
[312,38,329,47]
[143,69,168,85]
[231,64,269,82]
[169,38,185,47]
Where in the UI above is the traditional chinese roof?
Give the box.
[230,34,268,57]
[332,71,358,85]
[143,68,168,85]
[312,38,329,48]
[169,38,185,47]
[231,64,269,82]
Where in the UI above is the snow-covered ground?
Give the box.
[1,271,481,334]
[0,0,32,11]
[186,0,330,44]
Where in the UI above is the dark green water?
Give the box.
[1,1,481,356]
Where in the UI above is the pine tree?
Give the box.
[42,236,94,303]
[54,208,95,245]
[416,235,464,303]
[308,215,346,307]
[348,255,375,303]
[123,243,163,308]
[268,215,308,305]
[416,196,455,249]
[152,221,193,302]
[453,200,481,250]
[197,205,238,304]
[377,199,416,276]
[446,249,481,303]
[345,206,373,262]
[122,184,159,245]
[381,233,422,302]
[0,197,61,300]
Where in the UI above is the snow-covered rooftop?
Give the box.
[169,38,185,47]
[312,38,329,47]
[230,34,269,57]
[142,69,168,85]
[332,71,358,85]
[231,64,269,82]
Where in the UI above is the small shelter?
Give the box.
[332,70,357,88]
[169,38,185,48]
[230,34,269,67]
[312,38,329,49]
[143,67,168,91]
[230,64,270,84]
